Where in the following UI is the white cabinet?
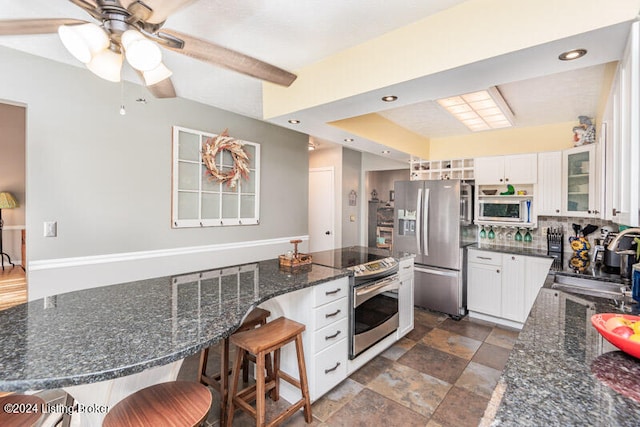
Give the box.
[467,249,552,327]
[398,257,414,338]
[537,151,562,216]
[562,144,600,218]
[467,250,502,317]
[259,276,349,402]
[604,21,640,226]
[474,154,537,185]
[501,254,525,323]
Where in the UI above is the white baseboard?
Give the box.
[27,236,309,300]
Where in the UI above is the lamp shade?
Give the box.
[121,29,162,71]
[87,48,124,82]
[0,192,18,209]
[58,23,110,64]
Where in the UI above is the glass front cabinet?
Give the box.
[562,144,598,217]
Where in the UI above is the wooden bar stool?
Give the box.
[199,307,271,424]
[0,394,45,427]
[103,381,211,427]
[226,317,312,427]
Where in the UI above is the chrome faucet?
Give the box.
[607,227,640,252]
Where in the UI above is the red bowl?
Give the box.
[591,313,640,359]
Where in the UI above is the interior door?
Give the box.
[309,168,335,252]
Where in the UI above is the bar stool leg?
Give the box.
[255,351,266,427]
[226,347,245,427]
[295,334,312,423]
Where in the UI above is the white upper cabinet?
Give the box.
[537,151,562,216]
[562,144,600,218]
[604,21,640,226]
[475,154,537,185]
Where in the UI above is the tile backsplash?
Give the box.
[476,216,618,253]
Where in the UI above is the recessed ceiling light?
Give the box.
[344,138,354,142]
[381,150,391,155]
[288,119,300,124]
[558,49,587,61]
[381,95,398,102]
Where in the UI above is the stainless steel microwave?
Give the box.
[478,198,527,222]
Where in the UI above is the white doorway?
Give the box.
[309,167,335,252]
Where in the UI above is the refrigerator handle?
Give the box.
[423,188,430,256]
[416,188,422,255]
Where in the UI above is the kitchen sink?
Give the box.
[551,275,629,301]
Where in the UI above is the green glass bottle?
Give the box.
[488,226,495,240]
[480,226,486,239]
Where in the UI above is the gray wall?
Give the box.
[0,46,309,263]
[342,148,361,247]
[366,169,409,205]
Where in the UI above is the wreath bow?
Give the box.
[202,129,250,188]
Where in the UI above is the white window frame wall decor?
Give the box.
[172,126,260,228]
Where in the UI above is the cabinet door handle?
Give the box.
[325,330,341,340]
[403,265,412,269]
[325,288,341,296]
[478,256,493,260]
[496,269,500,273]
[511,256,516,260]
[324,362,341,374]
[505,178,509,182]
[325,309,341,318]
[499,178,503,182]
[555,209,560,213]
[612,208,618,216]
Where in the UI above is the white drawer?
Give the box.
[314,298,347,330]
[468,249,501,266]
[313,338,347,398]
[313,318,348,354]
[313,277,349,308]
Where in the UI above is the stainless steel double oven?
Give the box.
[310,248,399,360]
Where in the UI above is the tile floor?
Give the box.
[178,308,520,427]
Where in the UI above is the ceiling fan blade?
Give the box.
[147,77,177,98]
[121,0,197,24]
[0,18,89,36]
[134,69,176,98]
[159,29,297,87]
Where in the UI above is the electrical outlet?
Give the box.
[541,226,548,235]
[44,221,57,237]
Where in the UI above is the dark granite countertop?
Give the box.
[0,259,351,393]
[491,278,640,425]
[468,243,551,259]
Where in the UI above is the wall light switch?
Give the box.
[44,221,57,237]
[350,215,356,222]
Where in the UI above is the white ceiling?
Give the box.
[0,1,633,159]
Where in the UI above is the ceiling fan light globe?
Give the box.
[143,63,173,86]
[122,29,162,71]
[87,48,123,82]
[58,23,109,64]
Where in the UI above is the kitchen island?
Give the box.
[489,279,640,425]
[0,259,350,392]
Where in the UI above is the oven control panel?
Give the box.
[350,257,398,278]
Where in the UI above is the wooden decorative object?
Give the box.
[279,239,312,269]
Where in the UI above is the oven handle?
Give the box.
[355,275,400,297]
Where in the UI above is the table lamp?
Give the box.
[0,192,18,270]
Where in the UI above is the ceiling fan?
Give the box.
[0,0,297,98]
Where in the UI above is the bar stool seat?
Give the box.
[0,394,45,427]
[199,307,271,424]
[226,316,312,427]
[103,381,211,427]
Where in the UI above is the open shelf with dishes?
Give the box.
[410,157,474,181]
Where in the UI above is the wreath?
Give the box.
[201,129,250,188]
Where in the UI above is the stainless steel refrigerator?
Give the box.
[393,179,474,318]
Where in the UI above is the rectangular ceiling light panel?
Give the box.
[437,87,514,131]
